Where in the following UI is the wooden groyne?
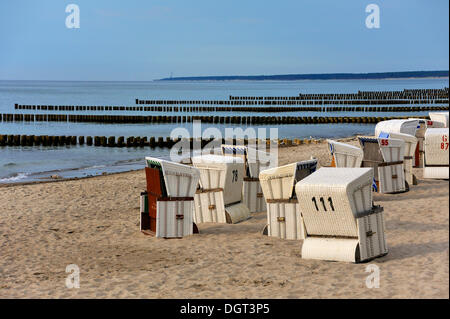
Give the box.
[0,134,328,148]
[0,113,428,125]
[13,104,448,113]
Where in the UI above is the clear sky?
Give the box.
[0,0,448,81]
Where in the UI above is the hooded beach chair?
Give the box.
[377,132,418,186]
[327,139,364,168]
[259,159,318,240]
[192,155,251,224]
[221,144,272,213]
[423,128,449,179]
[358,136,407,194]
[141,157,200,238]
[295,167,387,263]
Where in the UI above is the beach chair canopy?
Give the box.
[375,119,420,137]
[376,137,405,162]
[327,139,363,168]
[259,159,318,200]
[295,167,374,238]
[145,157,200,197]
[192,154,245,205]
[377,132,417,158]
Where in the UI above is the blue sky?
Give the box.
[0,0,448,80]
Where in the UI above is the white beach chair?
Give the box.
[259,159,318,240]
[142,157,200,238]
[221,144,272,213]
[192,155,251,224]
[358,136,407,194]
[423,128,449,179]
[295,167,388,263]
[327,139,363,168]
[378,132,418,186]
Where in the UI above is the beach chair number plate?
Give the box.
[441,135,449,150]
[380,139,389,146]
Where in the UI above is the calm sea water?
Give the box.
[0,78,448,183]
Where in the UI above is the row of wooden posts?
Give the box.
[0,113,428,125]
[13,104,449,113]
[0,134,323,148]
[135,99,448,106]
[229,87,449,100]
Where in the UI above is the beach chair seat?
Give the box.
[295,167,388,263]
[327,139,363,168]
[423,128,449,179]
[192,155,251,224]
[221,144,273,213]
[141,157,200,238]
[259,159,318,240]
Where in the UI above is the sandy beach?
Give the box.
[0,137,448,299]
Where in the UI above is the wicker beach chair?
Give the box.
[358,136,407,194]
[423,128,449,179]
[221,144,272,213]
[259,159,318,240]
[192,155,251,224]
[141,157,200,238]
[295,167,387,263]
[378,132,418,185]
[327,139,364,168]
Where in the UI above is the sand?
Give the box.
[0,137,448,298]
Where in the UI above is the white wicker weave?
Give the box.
[424,128,449,166]
[194,191,227,223]
[423,128,449,180]
[145,157,200,197]
[259,159,318,200]
[194,191,251,224]
[266,201,305,240]
[242,180,266,213]
[377,137,405,162]
[375,119,419,137]
[295,167,387,263]
[327,139,363,168]
[429,112,449,128]
[156,200,194,238]
[192,155,245,205]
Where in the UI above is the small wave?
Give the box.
[0,172,29,182]
[3,162,17,167]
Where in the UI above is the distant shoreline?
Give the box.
[158,71,449,82]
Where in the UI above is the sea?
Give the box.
[0,78,448,183]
